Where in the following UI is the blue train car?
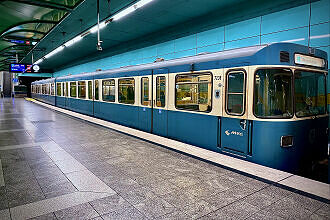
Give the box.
[31,43,328,175]
[31,78,55,105]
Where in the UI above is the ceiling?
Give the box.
[0,0,314,73]
[0,0,84,71]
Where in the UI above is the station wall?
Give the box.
[54,0,329,104]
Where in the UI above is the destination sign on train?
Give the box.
[294,54,326,68]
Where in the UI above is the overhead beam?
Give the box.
[5,0,73,12]
[1,29,46,38]
[0,20,58,37]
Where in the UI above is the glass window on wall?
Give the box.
[118,78,135,104]
[78,81,86,98]
[141,77,149,106]
[175,73,212,112]
[254,69,293,118]
[57,83,62,96]
[102,79,115,102]
[70,82,77,97]
[226,71,245,115]
[88,81,92,99]
[95,80,99,100]
[295,71,326,117]
[156,76,166,107]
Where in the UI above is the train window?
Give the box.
[102,79,115,102]
[226,71,245,115]
[88,81,92,99]
[254,69,293,118]
[141,77,149,106]
[57,83,62,96]
[95,80,99,100]
[156,76,166,107]
[295,71,326,117]
[66,82,68,97]
[70,82,77,98]
[118,78,135,104]
[175,73,212,112]
[78,81,86,99]
[42,84,46,94]
[51,83,55,95]
[46,84,50,94]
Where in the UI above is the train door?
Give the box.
[93,79,100,115]
[64,82,68,108]
[152,69,169,136]
[87,80,94,115]
[221,69,250,156]
[138,75,152,132]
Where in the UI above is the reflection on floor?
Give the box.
[0,98,329,219]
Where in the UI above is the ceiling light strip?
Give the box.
[33,0,154,65]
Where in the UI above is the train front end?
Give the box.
[250,45,328,175]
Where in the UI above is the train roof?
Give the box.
[33,42,328,83]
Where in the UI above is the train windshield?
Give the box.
[254,69,293,118]
[295,71,326,117]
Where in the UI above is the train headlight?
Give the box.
[281,135,293,148]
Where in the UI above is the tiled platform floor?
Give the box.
[0,98,328,220]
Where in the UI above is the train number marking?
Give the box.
[214,76,221,80]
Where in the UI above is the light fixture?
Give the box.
[112,0,153,21]
[90,21,107,33]
[64,35,82,47]
[44,45,64,59]
[34,59,43,65]
[35,0,154,62]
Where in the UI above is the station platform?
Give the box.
[0,98,329,220]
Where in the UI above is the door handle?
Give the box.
[240,119,247,130]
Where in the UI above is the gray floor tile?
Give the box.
[134,196,176,219]
[54,202,99,220]
[202,200,259,220]
[0,209,11,220]
[28,212,57,220]
[314,204,330,219]
[263,198,313,219]
[119,186,157,205]
[160,189,200,208]
[90,194,131,216]
[101,206,147,220]
[156,210,191,220]
[180,200,217,219]
[0,187,8,210]
[245,209,285,220]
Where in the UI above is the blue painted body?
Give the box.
[251,118,328,174]
[221,117,250,156]
[31,43,328,177]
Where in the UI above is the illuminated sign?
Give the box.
[10,40,25,44]
[294,54,326,68]
[10,63,40,73]
[10,63,25,72]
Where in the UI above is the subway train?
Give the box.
[31,43,328,175]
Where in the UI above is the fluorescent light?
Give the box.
[90,21,107,33]
[34,59,43,65]
[38,0,155,61]
[64,35,82,47]
[45,45,64,59]
[112,0,154,20]
[135,0,154,8]
[112,6,135,20]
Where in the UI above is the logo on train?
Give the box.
[225,130,243,136]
